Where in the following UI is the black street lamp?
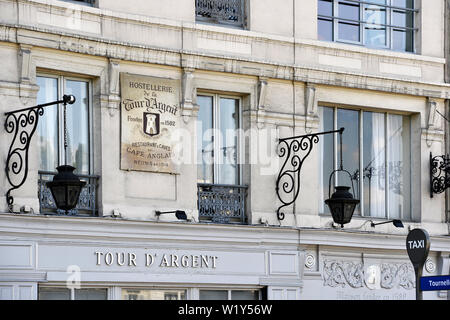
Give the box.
[46,165,86,212]
[4,94,84,213]
[324,129,360,228]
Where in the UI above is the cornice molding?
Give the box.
[1,23,449,100]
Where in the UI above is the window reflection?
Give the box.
[196,95,240,185]
[37,76,90,175]
[317,0,415,52]
[319,107,411,220]
[37,77,59,172]
[66,80,89,174]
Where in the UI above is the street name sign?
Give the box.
[420,275,450,291]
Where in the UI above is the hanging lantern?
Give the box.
[324,129,359,228]
[325,185,359,228]
[46,165,86,212]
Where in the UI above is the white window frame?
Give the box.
[37,73,94,174]
[197,92,243,186]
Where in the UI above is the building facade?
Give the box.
[0,0,449,300]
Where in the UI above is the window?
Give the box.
[319,106,411,221]
[37,74,98,216]
[37,75,91,175]
[199,289,260,300]
[121,289,186,300]
[318,0,415,52]
[196,94,247,223]
[195,0,246,28]
[197,94,241,185]
[39,287,107,300]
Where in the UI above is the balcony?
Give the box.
[195,0,246,28]
[197,183,248,224]
[38,170,100,216]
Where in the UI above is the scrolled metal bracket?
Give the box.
[4,95,75,211]
[430,152,450,198]
[276,127,344,221]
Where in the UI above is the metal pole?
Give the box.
[415,265,423,300]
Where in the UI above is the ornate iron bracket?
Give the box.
[276,128,344,221]
[4,95,75,210]
[430,152,450,198]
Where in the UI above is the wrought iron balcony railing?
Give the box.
[197,183,247,224]
[38,170,100,216]
[195,0,246,28]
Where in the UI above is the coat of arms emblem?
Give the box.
[143,112,160,136]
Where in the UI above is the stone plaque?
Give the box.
[120,73,180,174]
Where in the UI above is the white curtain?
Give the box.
[365,112,385,218]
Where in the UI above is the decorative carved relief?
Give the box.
[380,263,415,290]
[323,260,415,290]
[18,44,37,100]
[107,59,120,115]
[323,260,364,288]
[305,84,317,117]
[305,254,316,269]
[19,45,33,84]
[181,68,198,123]
[257,78,267,128]
[425,258,436,273]
[427,98,439,129]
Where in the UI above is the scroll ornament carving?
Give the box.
[323,260,415,290]
[323,260,364,288]
[380,263,415,289]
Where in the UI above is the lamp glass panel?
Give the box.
[67,185,82,207]
[51,185,66,207]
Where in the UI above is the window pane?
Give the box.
[39,287,70,300]
[391,0,414,9]
[66,80,89,174]
[197,95,214,184]
[363,112,385,218]
[318,0,333,16]
[218,98,239,185]
[364,5,386,47]
[200,290,228,300]
[75,288,107,300]
[121,289,186,300]
[319,107,334,214]
[338,22,360,42]
[337,109,360,213]
[37,76,59,172]
[393,29,413,52]
[392,10,413,28]
[231,290,259,300]
[388,115,410,220]
[338,2,360,20]
[318,18,333,41]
